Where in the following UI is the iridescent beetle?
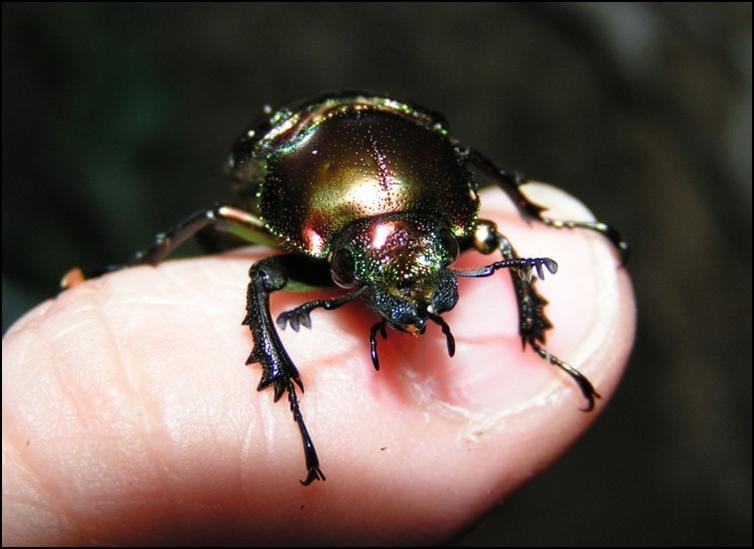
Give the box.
[63,91,628,485]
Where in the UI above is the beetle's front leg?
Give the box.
[464,219,600,411]
[244,254,331,486]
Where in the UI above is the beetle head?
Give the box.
[328,213,460,335]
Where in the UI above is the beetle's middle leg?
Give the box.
[62,205,278,289]
[459,146,629,262]
[459,219,600,410]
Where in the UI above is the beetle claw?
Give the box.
[300,466,326,486]
[529,340,600,410]
[290,315,300,332]
[299,313,312,329]
[277,309,313,332]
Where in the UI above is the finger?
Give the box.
[2,185,634,545]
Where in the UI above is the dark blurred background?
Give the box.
[3,3,751,545]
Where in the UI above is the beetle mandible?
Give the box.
[63,91,628,486]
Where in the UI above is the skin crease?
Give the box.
[2,184,635,546]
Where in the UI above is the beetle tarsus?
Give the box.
[60,264,127,290]
[529,340,601,411]
[277,309,311,332]
[540,216,630,265]
[286,380,326,485]
[276,286,367,332]
[245,256,327,481]
[462,146,628,263]
[453,256,557,281]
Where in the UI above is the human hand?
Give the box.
[2,185,635,545]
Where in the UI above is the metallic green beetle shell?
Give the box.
[230,95,480,258]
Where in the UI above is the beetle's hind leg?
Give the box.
[461,219,600,411]
[61,205,278,289]
[459,147,629,262]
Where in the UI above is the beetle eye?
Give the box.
[439,228,460,263]
[330,248,357,288]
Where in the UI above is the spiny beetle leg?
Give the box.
[530,341,601,411]
[286,379,326,485]
[245,255,325,483]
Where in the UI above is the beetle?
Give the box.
[63,91,628,486]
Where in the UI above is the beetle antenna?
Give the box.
[429,313,455,357]
[369,320,388,370]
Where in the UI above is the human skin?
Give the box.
[2,185,635,545]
